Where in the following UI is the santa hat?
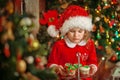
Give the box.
[47,5,93,37]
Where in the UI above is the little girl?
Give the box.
[47,5,98,80]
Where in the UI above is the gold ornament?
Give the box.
[16,60,27,73]
[28,39,40,51]
[31,39,40,50]
[95,9,100,14]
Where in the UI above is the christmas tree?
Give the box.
[0,0,57,80]
[44,0,120,62]
[91,0,120,62]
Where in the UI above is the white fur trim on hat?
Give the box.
[60,16,93,36]
[47,25,59,37]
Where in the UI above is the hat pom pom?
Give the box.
[47,25,59,37]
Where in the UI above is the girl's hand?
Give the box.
[58,65,76,79]
[52,65,76,79]
[55,65,67,76]
[89,64,97,76]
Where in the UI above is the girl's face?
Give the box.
[66,27,85,43]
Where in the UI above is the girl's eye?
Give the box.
[70,30,75,32]
[69,28,84,33]
[78,30,83,33]
[78,29,85,33]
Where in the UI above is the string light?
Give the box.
[102,57,105,60]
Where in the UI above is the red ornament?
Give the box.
[97,45,104,50]
[117,47,120,51]
[109,20,115,28]
[111,0,117,4]
[28,37,33,45]
[97,5,101,11]
[99,25,105,33]
[92,25,97,32]
[110,55,117,62]
[35,57,41,65]
[16,48,22,61]
[4,43,10,58]
[17,53,22,61]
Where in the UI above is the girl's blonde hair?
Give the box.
[83,30,91,42]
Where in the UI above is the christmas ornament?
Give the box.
[20,17,32,26]
[16,47,23,61]
[109,54,117,62]
[35,56,47,70]
[97,5,101,11]
[27,34,34,45]
[115,31,119,38]
[117,47,120,51]
[109,19,115,28]
[28,39,40,51]
[95,17,100,22]
[35,56,41,65]
[92,24,97,32]
[25,56,34,64]
[17,51,22,61]
[39,56,47,65]
[111,0,117,4]
[102,0,111,9]
[3,43,10,58]
[2,21,15,41]
[16,60,27,73]
[98,45,104,50]
[106,31,110,38]
[7,29,14,40]
[95,9,100,14]
[97,30,101,39]
[99,25,105,33]
[32,39,40,50]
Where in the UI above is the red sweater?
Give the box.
[47,39,98,80]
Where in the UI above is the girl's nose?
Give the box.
[74,32,79,37]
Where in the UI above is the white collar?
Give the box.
[64,38,87,48]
